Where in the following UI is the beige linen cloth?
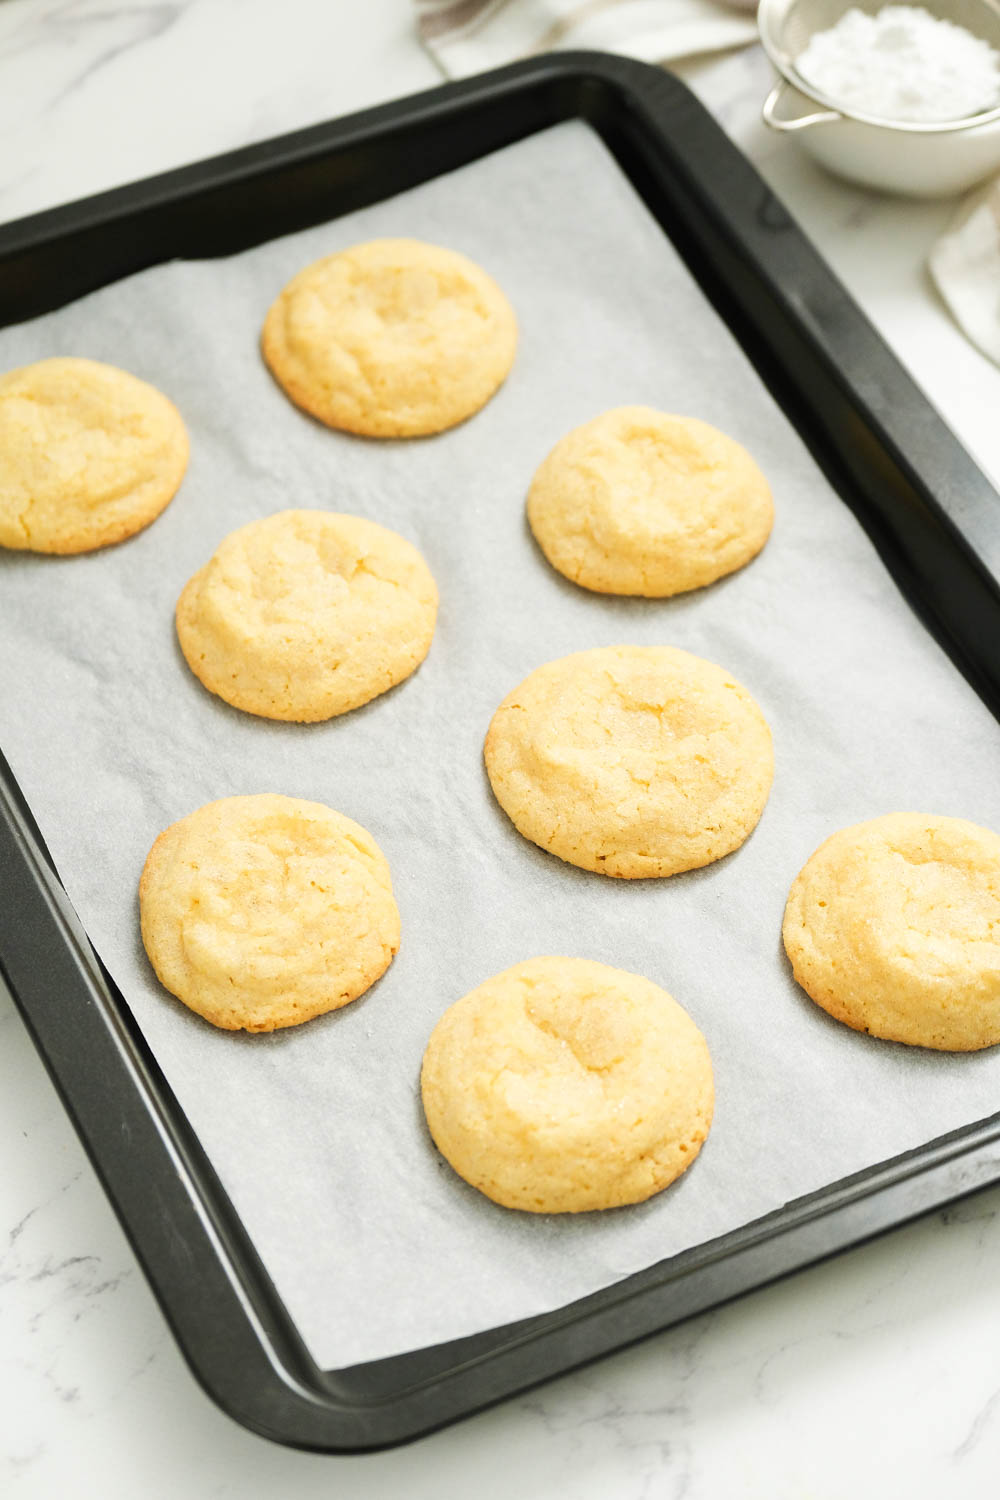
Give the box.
[415,0,758,77]
[930,182,1000,368]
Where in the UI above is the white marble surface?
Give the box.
[4,3,1000,1495]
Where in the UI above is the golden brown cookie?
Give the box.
[421,956,714,1213]
[526,407,773,596]
[261,238,517,437]
[484,645,773,878]
[0,357,188,554]
[783,812,1000,1051]
[139,794,400,1032]
[176,510,438,721]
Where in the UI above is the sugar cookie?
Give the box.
[139,794,400,1031]
[421,956,713,1213]
[261,238,517,437]
[176,510,438,721]
[527,407,773,596]
[783,812,1000,1051]
[0,357,188,554]
[484,645,773,878]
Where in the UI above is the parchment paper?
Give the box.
[3,122,1000,1369]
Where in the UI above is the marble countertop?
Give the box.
[4,3,1000,1496]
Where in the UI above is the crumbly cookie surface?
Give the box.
[261,238,517,437]
[484,645,773,878]
[783,812,1000,1051]
[526,407,773,596]
[0,357,188,554]
[139,794,400,1032]
[176,510,438,721]
[421,956,713,1213]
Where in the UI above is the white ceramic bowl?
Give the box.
[759,0,1000,196]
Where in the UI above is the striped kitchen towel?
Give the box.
[416,0,759,78]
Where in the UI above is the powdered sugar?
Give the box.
[796,5,1000,122]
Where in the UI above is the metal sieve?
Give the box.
[759,0,1000,131]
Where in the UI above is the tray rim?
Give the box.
[4,48,1000,1452]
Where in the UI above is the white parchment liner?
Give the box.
[3,123,1000,1368]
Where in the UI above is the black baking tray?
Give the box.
[4,52,1000,1453]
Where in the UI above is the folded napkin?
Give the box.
[929,179,1000,368]
[416,0,759,78]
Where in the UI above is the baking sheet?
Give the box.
[3,121,1000,1369]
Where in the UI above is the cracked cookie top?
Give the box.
[261,237,518,437]
[527,406,773,597]
[176,509,438,721]
[139,793,400,1032]
[420,956,714,1212]
[783,812,1000,1051]
[0,356,188,554]
[484,645,773,878]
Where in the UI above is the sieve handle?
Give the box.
[763,79,842,131]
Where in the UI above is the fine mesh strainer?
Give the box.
[758,0,1000,193]
[760,0,1000,129]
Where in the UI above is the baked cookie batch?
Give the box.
[6,237,1000,1219]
